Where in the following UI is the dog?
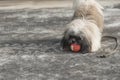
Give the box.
[61,0,104,53]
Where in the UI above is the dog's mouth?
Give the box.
[62,37,82,52]
[69,38,81,52]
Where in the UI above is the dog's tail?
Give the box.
[73,0,103,15]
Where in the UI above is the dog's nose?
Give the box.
[71,38,76,43]
[72,40,76,43]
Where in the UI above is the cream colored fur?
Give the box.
[65,0,104,52]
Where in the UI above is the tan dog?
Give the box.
[61,0,104,53]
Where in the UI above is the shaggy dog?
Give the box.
[61,0,104,53]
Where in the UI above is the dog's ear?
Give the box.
[80,38,92,53]
[61,36,65,47]
[61,36,69,50]
[61,30,68,48]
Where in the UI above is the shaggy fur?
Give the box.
[61,0,104,53]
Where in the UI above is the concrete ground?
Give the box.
[0,1,120,80]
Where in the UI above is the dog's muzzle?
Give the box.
[61,35,91,53]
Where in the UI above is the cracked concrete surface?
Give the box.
[0,2,120,80]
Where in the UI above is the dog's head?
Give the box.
[61,29,91,53]
[61,32,90,53]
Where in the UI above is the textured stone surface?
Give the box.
[0,8,120,80]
